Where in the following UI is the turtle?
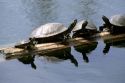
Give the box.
[100,14,125,34]
[15,19,77,49]
[72,20,98,38]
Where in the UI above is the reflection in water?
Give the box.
[103,39,125,55]
[38,47,78,67]
[18,52,36,69]
[103,43,111,55]
[74,42,98,63]
[17,47,78,69]
[6,42,99,69]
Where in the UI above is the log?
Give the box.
[0,37,96,59]
[1,31,125,60]
[99,32,125,43]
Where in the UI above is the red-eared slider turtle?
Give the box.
[72,20,98,38]
[15,19,77,49]
[100,14,125,34]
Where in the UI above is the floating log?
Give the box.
[1,31,125,59]
[0,37,96,59]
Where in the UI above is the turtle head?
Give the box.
[100,15,112,31]
[67,19,77,33]
[73,19,78,24]
[102,15,111,25]
[81,20,88,30]
[62,19,77,41]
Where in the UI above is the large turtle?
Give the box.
[72,20,98,38]
[100,14,125,34]
[15,19,77,49]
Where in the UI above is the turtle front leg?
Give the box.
[26,38,37,50]
[59,34,70,45]
[63,34,70,42]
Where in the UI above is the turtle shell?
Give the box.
[86,21,97,30]
[30,23,67,38]
[72,20,97,31]
[110,14,125,27]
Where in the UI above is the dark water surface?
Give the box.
[0,0,125,83]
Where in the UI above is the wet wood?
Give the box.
[100,32,125,42]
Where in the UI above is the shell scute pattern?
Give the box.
[110,14,125,27]
[31,23,67,38]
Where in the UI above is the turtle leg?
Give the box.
[26,38,37,50]
[81,52,89,63]
[103,43,111,55]
[62,34,70,43]
[110,26,114,34]
[64,50,78,67]
[99,24,107,32]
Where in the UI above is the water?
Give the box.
[0,0,125,83]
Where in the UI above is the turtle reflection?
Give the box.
[38,47,78,67]
[103,39,125,55]
[74,42,98,63]
[18,53,36,69]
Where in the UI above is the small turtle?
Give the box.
[72,20,98,38]
[100,14,125,34]
[15,19,77,49]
